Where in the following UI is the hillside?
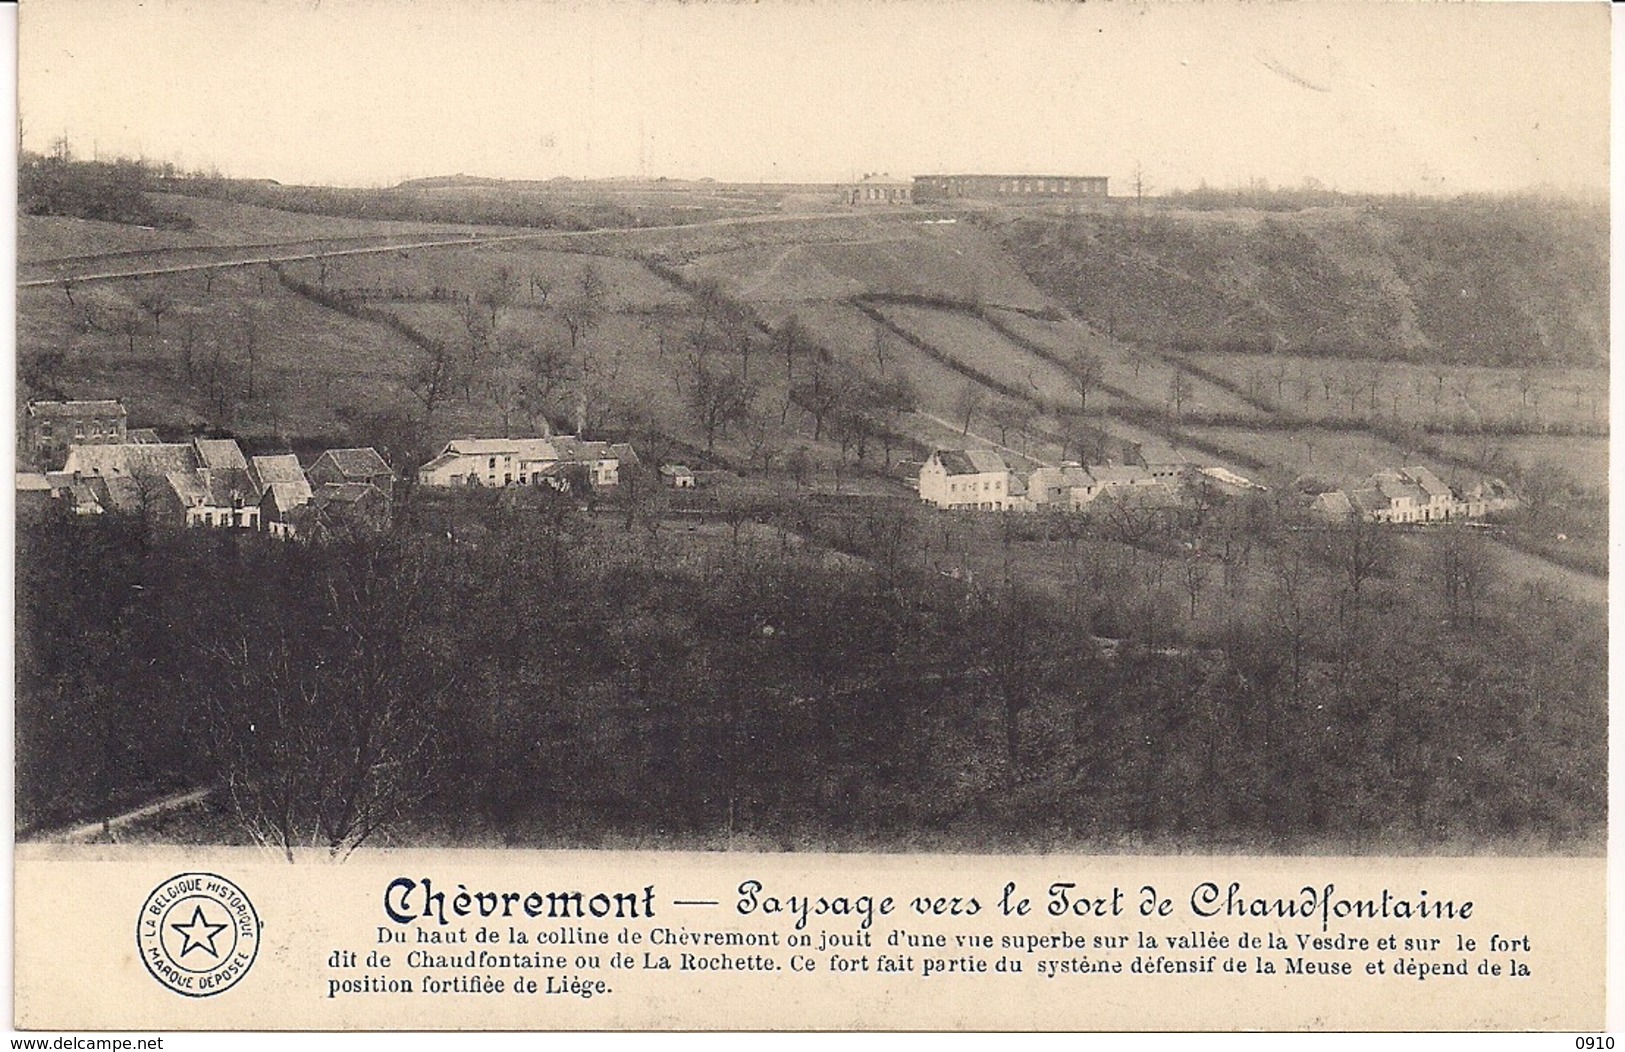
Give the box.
[988,199,1608,368]
[18,186,1608,515]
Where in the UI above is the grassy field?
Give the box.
[298,242,688,313]
[683,220,1052,310]
[984,307,1265,419]
[18,265,423,442]
[1195,350,1608,433]
[20,191,522,263]
[1428,433,1609,495]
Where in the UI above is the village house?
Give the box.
[62,442,202,517]
[417,436,632,491]
[299,482,393,539]
[61,438,258,528]
[15,473,53,517]
[918,449,1017,510]
[251,454,315,538]
[308,447,396,500]
[1024,464,1098,509]
[166,470,260,529]
[24,399,127,465]
[660,464,697,489]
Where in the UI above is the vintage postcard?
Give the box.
[10,0,1612,1035]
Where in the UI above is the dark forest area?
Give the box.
[17,485,1605,857]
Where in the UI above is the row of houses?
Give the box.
[1310,467,1518,524]
[21,437,395,538]
[417,436,638,489]
[917,449,1517,525]
[916,449,1193,512]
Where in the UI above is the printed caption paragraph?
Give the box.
[324,876,1538,999]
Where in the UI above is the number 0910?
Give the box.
[1576,1038,1613,1050]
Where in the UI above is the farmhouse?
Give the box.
[25,399,127,464]
[1024,464,1098,509]
[918,449,1016,510]
[418,436,631,490]
[912,174,1109,203]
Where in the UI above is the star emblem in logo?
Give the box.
[170,904,229,959]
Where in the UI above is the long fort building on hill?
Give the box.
[912,174,1109,202]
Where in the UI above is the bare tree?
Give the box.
[1168,367,1193,420]
[139,289,173,340]
[1066,349,1104,414]
[953,381,985,436]
[862,371,917,467]
[685,353,755,453]
[478,264,518,328]
[189,542,455,860]
[1180,544,1210,620]
[1516,369,1539,409]
[405,339,459,424]
[791,355,848,442]
[988,398,1027,447]
[239,317,259,400]
[176,314,200,381]
[1125,344,1148,382]
[1518,459,1571,527]
[117,310,142,355]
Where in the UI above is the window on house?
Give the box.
[489,457,497,469]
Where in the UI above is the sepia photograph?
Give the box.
[7,0,1613,1033]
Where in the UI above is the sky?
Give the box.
[17,0,1613,195]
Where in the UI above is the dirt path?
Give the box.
[915,411,1054,467]
[37,787,212,844]
[19,207,932,288]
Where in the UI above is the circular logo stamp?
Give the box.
[137,872,261,997]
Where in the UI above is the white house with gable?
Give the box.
[918,449,1015,510]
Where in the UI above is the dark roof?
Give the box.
[317,447,394,479]
[65,443,198,478]
[194,438,249,472]
[263,481,313,512]
[934,449,1007,476]
[251,453,302,482]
